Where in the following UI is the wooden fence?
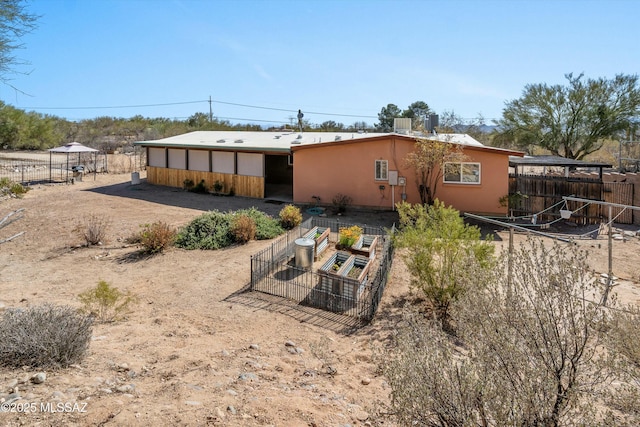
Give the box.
[509,174,635,224]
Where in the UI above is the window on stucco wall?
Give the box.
[375,159,388,181]
[444,162,481,184]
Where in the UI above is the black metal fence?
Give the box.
[250,217,395,321]
[0,155,108,184]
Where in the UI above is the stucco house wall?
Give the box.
[292,135,520,215]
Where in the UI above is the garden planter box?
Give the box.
[340,255,371,302]
[313,252,371,312]
[350,235,378,260]
[303,226,330,260]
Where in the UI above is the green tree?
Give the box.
[375,103,402,132]
[0,0,38,87]
[319,120,344,131]
[402,100,432,130]
[495,73,640,159]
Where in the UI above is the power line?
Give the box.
[20,98,378,120]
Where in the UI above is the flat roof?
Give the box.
[133,131,492,153]
[509,155,612,168]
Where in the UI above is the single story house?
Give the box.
[134,130,523,215]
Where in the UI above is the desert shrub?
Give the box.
[175,210,233,249]
[78,280,137,323]
[338,225,362,248]
[213,180,223,193]
[230,214,256,244]
[0,178,30,198]
[236,207,284,240]
[191,179,208,194]
[0,304,93,368]
[138,221,176,253]
[183,178,194,190]
[75,213,110,246]
[279,204,302,229]
[381,240,637,426]
[332,193,353,214]
[394,200,494,325]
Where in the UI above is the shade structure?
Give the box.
[48,142,99,182]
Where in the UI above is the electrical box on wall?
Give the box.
[388,170,398,186]
[398,176,406,186]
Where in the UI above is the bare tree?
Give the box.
[404,136,466,205]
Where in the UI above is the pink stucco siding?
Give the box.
[292,135,521,215]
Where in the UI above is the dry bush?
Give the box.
[0,304,93,368]
[138,221,176,254]
[75,213,110,246]
[278,204,302,230]
[78,280,138,323]
[230,214,256,244]
[381,239,640,426]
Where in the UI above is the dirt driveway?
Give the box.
[0,172,639,426]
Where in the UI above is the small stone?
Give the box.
[184,400,201,406]
[30,372,46,384]
[287,347,298,354]
[116,363,129,372]
[249,344,259,350]
[116,384,135,393]
[355,410,369,421]
[99,388,113,394]
[216,407,226,419]
[6,379,18,389]
[238,372,258,382]
[227,405,237,415]
[361,377,371,385]
[221,350,230,357]
[284,341,296,347]
[226,389,238,396]
[295,347,304,354]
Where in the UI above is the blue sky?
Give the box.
[2,0,639,127]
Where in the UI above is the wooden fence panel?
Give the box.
[509,174,634,225]
[603,182,635,224]
[147,167,264,198]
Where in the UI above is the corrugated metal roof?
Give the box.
[133,130,489,152]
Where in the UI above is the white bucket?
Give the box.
[131,172,140,185]
[560,209,572,219]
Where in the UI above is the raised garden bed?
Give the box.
[314,251,371,312]
[303,226,330,260]
[350,234,378,259]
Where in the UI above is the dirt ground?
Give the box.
[1,172,639,427]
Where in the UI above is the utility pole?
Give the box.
[208,96,213,122]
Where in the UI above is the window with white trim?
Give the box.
[375,159,388,181]
[444,162,481,184]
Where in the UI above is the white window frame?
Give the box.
[375,159,388,181]
[443,162,481,184]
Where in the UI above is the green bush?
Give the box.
[236,207,284,240]
[191,179,208,194]
[175,208,285,250]
[0,178,30,198]
[175,210,233,250]
[231,214,256,244]
[139,221,176,254]
[0,304,93,368]
[78,280,137,323]
[279,204,302,229]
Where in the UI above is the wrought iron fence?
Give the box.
[250,217,395,321]
[0,156,108,184]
